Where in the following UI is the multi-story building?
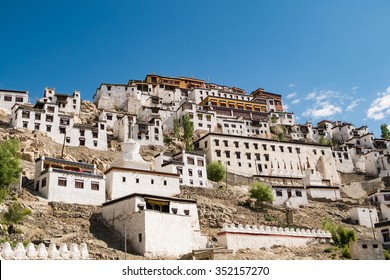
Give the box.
[155,150,208,188]
[34,156,105,205]
[194,132,341,186]
[105,141,180,200]
[11,102,107,150]
[0,89,29,113]
[41,87,81,115]
[113,114,163,146]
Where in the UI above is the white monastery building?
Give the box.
[105,140,180,200]
[0,89,29,113]
[102,193,207,257]
[155,150,209,188]
[34,156,106,205]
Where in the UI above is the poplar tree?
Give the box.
[182,113,194,151]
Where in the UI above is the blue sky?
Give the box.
[1,0,390,137]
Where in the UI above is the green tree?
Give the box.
[163,135,172,146]
[182,113,194,151]
[319,135,333,146]
[322,218,357,247]
[2,201,31,234]
[0,139,21,190]
[249,182,274,206]
[381,123,390,140]
[206,161,226,182]
[173,118,180,139]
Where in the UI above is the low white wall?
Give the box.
[306,187,341,200]
[0,242,89,260]
[217,223,331,252]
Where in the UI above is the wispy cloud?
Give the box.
[283,103,289,111]
[302,102,342,118]
[367,87,390,120]
[291,99,300,105]
[289,83,295,88]
[352,86,359,91]
[302,89,345,119]
[287,92,297,99]
[346,98,364,112]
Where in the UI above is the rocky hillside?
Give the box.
[0,101,384,259]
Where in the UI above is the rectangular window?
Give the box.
[264,154,269,161]
[4,95,12,101]
[34,123,40,130]
[223,140,228,147]
[79,138,85,146]
[46,115,53,122]
[122,177,126,182]
[253,143,258,150]
[136,178,139,183]
[23,121,28,128]
[255,153,260,161]
[47,106,55,113]
[46,125,52,132]
[163,180,167,186]
[15,96,23,102]
[271,145,275,151]
[100,124,105,130]
[279,146,284,152]
[91,181,99,191]
[244,142,249,149]
[384,194,390,201]
[93,140,98,147]
[235,152,241,159]
[60,127,66,134]
[225,151,230,158]
[92,131,98,138]
[214,139,219,146]
[216,150,221,157]
[151,179,154,184]
[66,137,71,143]
[276,190,283,197]
[58,177,67,187]
[75,180,84,189]
[187,157,195,165]
[234,141,239,148]
[22,111,30,118]
[198,170,203,177]
[246,153,251,160]
[35,113,41,120]
[288,147,292,153]
[188,169,193,176]
[197,159,204,166]
[107,114,113,120]
[80,129,85,136]
[296,190,302,197]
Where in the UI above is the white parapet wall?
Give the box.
[217,223,331,252]
[0,242,89,260]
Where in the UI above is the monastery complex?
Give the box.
[1,73,390,258]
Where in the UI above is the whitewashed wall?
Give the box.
[217,223,331,253]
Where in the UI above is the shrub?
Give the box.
[384,250,390,260]
[341,245,351,259]
[249,182,274,205]
[2,201,31,234]
[206,161,226,182]
[322,218,356,247]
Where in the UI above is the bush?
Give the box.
[2,201,31,233]
[323,247,333,253]
[341,245,351,259]
[249,182,274,205]
[206,161,226,182]
[384,250,390,260]
[322,218,356,247]
[163,135,172,145]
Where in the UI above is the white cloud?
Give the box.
[289,83,295,88]
[306,92,317,100]
[287,92,297,99]
[346,98,364,112]
[352,86,359,91]
[292,99,300,104]
[367,87,390,120]
[283,103,289,111]
[302,102,342,118]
